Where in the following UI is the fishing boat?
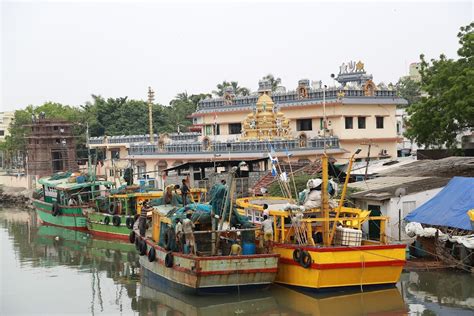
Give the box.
[236,151,406,291]
[86,191,164,241]
[133,165,280,294]
[33,172,114,230]
[86,187,207,241]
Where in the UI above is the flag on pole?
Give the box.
[271,165,277,177]
[280,172,288,182]
[268,145,278,163]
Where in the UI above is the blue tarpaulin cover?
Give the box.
[405,177,474,231]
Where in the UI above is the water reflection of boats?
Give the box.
[403,271,474,312]
[137,281,279,316]
[2,207,138,282]
[35,224,139,272]
[135,279,407,316]
[1,208,141,313]
[270,286,407,316]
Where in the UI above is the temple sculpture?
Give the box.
[241,79,291,141]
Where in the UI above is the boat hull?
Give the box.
[87,212,133,241]
[139,238,279,295]
[274,243,406,290]
[33,199,88,229]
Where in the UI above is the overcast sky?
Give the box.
[1,0,472,111]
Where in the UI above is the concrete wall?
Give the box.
[354,187,443,242]
[386,187,443,242]
[0,173,38,190]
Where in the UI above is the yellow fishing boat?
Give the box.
[237,151,406,291]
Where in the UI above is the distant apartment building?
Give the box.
[402,62,421,82]
[89,61,407,187]
[0,111,15,169]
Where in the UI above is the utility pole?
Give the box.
[148,87,155,143]
[361,139,378,180]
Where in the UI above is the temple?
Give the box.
[88,61,407,189]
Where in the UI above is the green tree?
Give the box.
[212,81,250,97]
[262,74,282,91]
[396,77,421,106]
[405,23,474,149]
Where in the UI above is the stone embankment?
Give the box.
[0,185,33,209]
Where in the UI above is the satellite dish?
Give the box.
[394,187,407,198]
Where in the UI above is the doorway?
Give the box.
[368,204,382,240]
[51,150,64,173]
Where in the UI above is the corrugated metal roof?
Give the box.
[349,176,450,201]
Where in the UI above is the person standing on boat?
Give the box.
[139,201,151,237]
[175,217,183,252]
[261,215,273,253]
[182,212,196,255]
[181,179,190,207]
[229,240,242,256]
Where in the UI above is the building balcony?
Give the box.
[89,132,201,145]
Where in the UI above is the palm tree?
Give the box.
[175,91,189,102]
[230,81,250,96]
[212,81,250,97]
[212,81,231,97]
[262,74,282,91]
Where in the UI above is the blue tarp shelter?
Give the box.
[405,177,474,231]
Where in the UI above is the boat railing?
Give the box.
[270,212,389,246]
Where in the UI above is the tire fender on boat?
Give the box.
[129,231,135,244]
[104,216,110,225]
[165,252,173,268]
[126,217,134,229]
[293,248,302,263]
[139,239,147,256]
[135,236,140,250]
[148,247,156,262]
[300,250,312,268]
[108,202,117,215]
[52,202,61,217]
[112,215,121,227]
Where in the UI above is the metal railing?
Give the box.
[89,132,201,145]
[128,137,340,155]
[197,88,399,110]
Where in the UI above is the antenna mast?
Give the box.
[148,87,155,143]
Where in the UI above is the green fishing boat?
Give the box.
[33,172,113,230]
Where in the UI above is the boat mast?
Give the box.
[321,85,331,246]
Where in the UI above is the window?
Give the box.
[320,118,324,130]
[228,123,242,135]
[110,149,120,159]
[0,130,4,136]
[376,116,384,129]
[358,117,366,129]
[345,117,353,129]
[296,119,312,131]
[213,124,220,135]
[205,125,213,136]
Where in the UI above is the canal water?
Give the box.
[1,207,473,315]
